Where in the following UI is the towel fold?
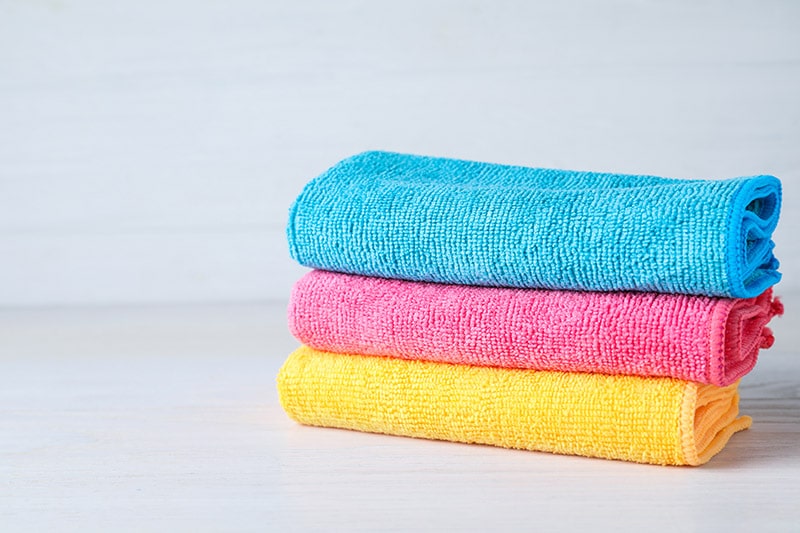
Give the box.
[288,151,781,297]
[278,346,751,465]
[290,270,783,386]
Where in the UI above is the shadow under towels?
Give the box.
[288,151,781,298]
[278,346,752,466]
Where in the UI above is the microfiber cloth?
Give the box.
[278,346,752,466]
[289,270,783,386]
[287,151,782,297]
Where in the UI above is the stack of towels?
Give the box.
[278,151,783,466]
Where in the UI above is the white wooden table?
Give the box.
[2,297,798,531]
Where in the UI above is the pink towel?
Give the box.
[289,270,782,386]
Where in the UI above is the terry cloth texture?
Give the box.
[278,346,752,466]
[289,270,783,386]
[287,151,782,298]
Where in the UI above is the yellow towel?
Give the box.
[277,346,752,466]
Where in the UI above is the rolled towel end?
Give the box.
[710,288,783,386]
[727,175,782,298]
[681,382,752,466]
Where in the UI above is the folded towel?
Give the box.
[288,151,781,297]
[278,346,751,465]
[290,270,783,386]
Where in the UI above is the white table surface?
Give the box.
[2,295,799,532]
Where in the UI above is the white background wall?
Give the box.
[1,0,798,306]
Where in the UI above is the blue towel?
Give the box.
[288,151,781,297]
